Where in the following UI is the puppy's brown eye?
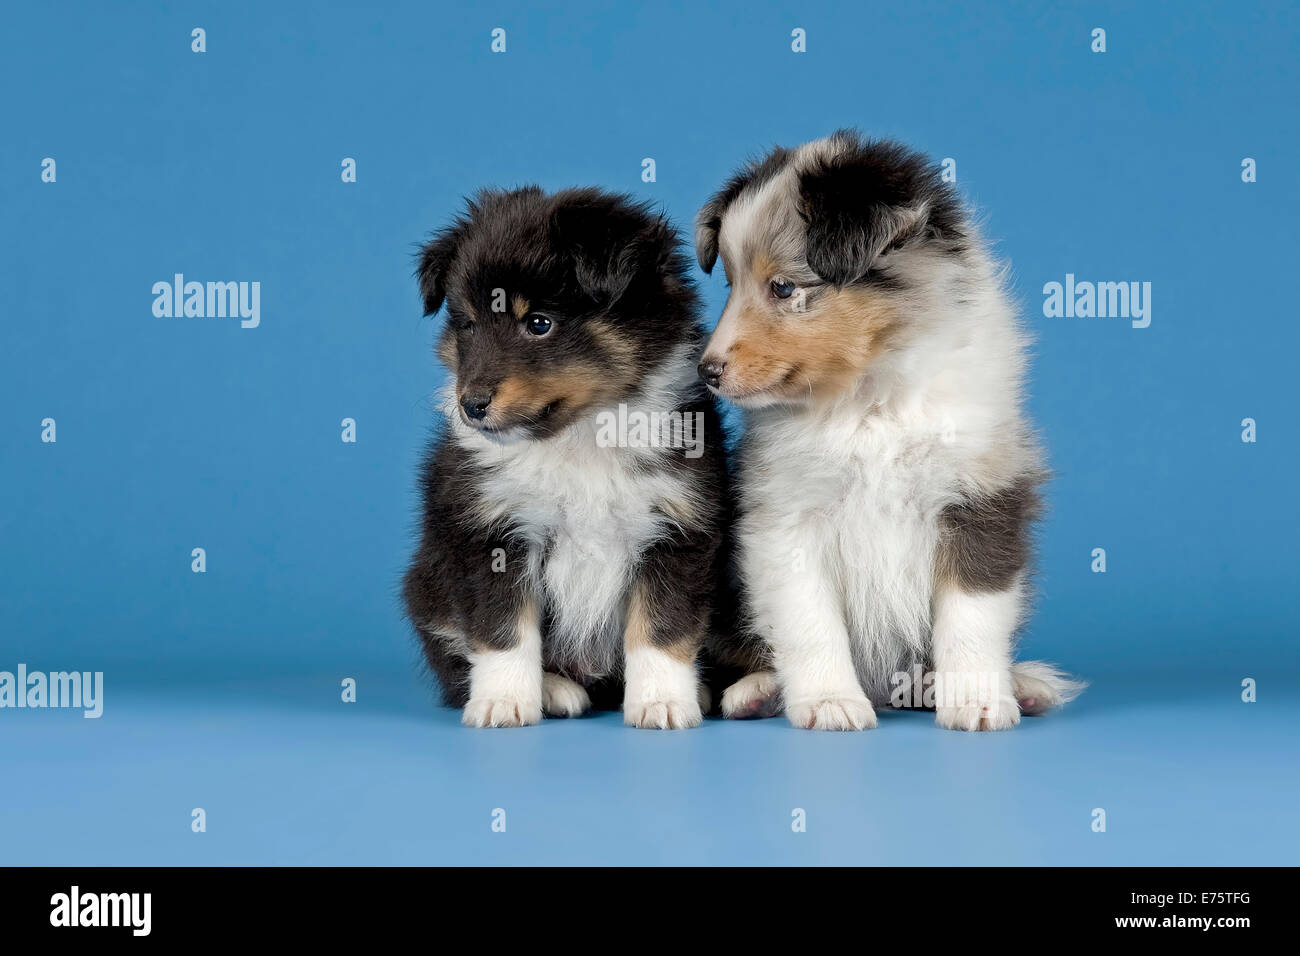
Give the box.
[526,314,553,336]
[770,278,796,299]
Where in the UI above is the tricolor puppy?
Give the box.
[403,186,732,729]
[696,131,1084,731]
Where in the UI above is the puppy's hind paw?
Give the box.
[721,670,783,719]
[542,673,591,718]
[786,696,877,731]
[463,696,543,728]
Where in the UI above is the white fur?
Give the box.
[463,609,544,728]
[541,672,592,717]
[623,646,703,729]
[448,344,703,686]
[726,142,1074,730]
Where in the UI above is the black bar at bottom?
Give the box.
[0,866,1284,941]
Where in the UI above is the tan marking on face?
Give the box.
[511,295,531,319]
[586,321,640,368]
[704,280,900,407]
[623,580,700,662]
[752,250,781,282]
[478,362,634,431]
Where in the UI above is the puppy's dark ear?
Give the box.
[695,147,792,274]
[414,221,466,316]
[798,135,932,286]
[551,192,668,307]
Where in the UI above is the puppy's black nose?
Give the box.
[698,359,726,388]
[460,391,493,421]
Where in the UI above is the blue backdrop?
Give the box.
[2,0,1296,866]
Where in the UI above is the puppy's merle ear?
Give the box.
[694,194,727,275]
[414,221,466,316]
[551,192,670,308]
[798,135,931,286]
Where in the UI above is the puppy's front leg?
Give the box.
[622,579,705,730]
[463,597,544,728]
[931,485,1038,730]
[749,538,875,730]
[930,581,1022,731]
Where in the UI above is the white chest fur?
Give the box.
[737,397,969,688]
[459,417,689,677]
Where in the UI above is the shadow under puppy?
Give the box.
[695,131,1084,731]
[404,186,745,729]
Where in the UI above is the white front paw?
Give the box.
[624,697,703,730]
[935,696,1021,732]
[542,673,591,718]
[786,695,877,731]
[462,696,542,728]
[623,646,703,729]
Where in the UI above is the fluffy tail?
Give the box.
[1011,660,1086,716]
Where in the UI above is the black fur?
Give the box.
[937,476,1044,593]
[798,130,967,286]
[404,187,742,711]
[696,130,967,289]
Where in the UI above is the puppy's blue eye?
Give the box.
[526,314,553,336]
[770,278,796,299]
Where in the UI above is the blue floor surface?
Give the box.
[2,672,1294,866]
